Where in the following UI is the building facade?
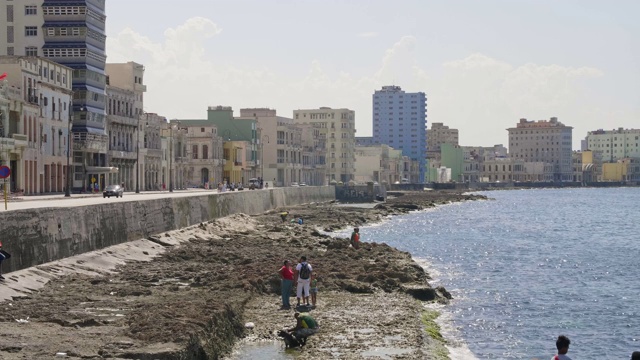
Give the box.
[584,128,640,162]
[0,56,72,194]
[293,107,356,184]
[507,117,573,181]
[372,86,427,182]
[427,122,458,161]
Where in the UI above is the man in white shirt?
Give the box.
[294,256,313,307]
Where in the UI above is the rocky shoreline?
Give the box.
[0,190,486,359]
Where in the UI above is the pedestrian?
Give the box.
[350,227,360,249]
[552,335,572,360]
[310,273,319,307]
[278,260,294,309]
[294,256,313,307]
[286,312,319,343]
[280,211,288,223]
[632,351,640,360]
[0,241,11,281]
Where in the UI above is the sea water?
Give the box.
[339,187,640,359]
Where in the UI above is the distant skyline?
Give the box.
[105,0,639,150]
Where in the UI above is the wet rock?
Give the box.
[400,284,436,301]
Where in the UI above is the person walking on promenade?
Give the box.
[350,227,360,249]
[0,241,11,281]
[278,260,294,309]
[294,256,313,307]
[552,335,572,360]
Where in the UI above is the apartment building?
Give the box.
[1,0,109,191]
[354,144,419,184]
[584,128,640,162]
[139,113,165,190]
[427,122,458,160]
[293,107,355,184]
[508,117,573,181]
[373,86,427,182]
[0,56,72,194]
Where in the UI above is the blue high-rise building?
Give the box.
[41,0,109,189]
[372,86,427,182]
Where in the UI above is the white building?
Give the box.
[0,56,72,194]
[584,128,640,162]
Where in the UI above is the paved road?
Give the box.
[0,188,261,212]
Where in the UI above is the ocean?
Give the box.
[341,187,640,359]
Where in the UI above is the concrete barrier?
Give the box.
[0,186,335,274]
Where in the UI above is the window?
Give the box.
[25,5,37,15]
[25,26,37,36]
[7,46,14,55]
[7,26,14,43]
[25,46,37,56]
[202,145,208,159]
[192,145,198,159]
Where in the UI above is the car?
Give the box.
[299,182,307,186]
[248,178,259,190]
[290,182,300,187]
[103,184,124,198]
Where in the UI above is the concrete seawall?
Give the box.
[0,186,335,273]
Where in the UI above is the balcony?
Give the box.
[107,114,138,127]
[108,149,136,160]
[73,133,107,152]
[134,83,147,93]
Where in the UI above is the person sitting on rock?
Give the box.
[287,312,319,344]
[552,335,572,360]
[350,227,360,249]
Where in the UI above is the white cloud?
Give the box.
[106,17,632,149]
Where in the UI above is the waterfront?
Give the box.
[345,187,640,359]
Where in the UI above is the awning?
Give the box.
[86,166,119,174]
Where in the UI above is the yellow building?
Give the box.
[601,162,626,181]
[223,140,247,184]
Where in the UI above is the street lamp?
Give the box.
[169,122,178,192]
[64,104,73,197]
[261,134,269,184]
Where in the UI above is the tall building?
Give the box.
[507,117,573,181]
[1,0,109,191]
[293,107,356,184]
[584,128,640,162]
[372,86,427,182]
[427,122,458,160]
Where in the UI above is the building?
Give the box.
[0,56,73,194]
[293,107,356,184]
[105,62,147,190]
[167,120,223,189]
[584,128,640,162]
[507,117,573,181]
[427,122,458,161]
[139,113,165,190]
[1,0,110,190]
[372,86,427,182]
[354,144,419,184]
[240,108,326,186]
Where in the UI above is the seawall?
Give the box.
[0,186,335,273]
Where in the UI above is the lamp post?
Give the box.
[64,104,73,197]
[261,134,269,184]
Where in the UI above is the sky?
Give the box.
[105,0,640,149]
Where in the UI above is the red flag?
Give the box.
[0,72,6,80]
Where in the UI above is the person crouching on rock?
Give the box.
[278,260,294,309]
[350,227,360,249]
[280,211,289,223]
[287,312,319,344]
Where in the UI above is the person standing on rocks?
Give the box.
[350,227,360,249]
[294,256,313,307]
[278,260,294,309]
[551,335,572,360]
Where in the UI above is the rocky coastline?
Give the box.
[0,190,486,359]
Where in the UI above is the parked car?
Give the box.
[290,182,299,187]
[299,182,307,186]
[248,178,258,190]
[103,184,124,198]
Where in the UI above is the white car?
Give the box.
[299,182,307,186]
[291,182,300,187]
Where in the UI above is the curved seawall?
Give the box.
[0,187,335,273]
